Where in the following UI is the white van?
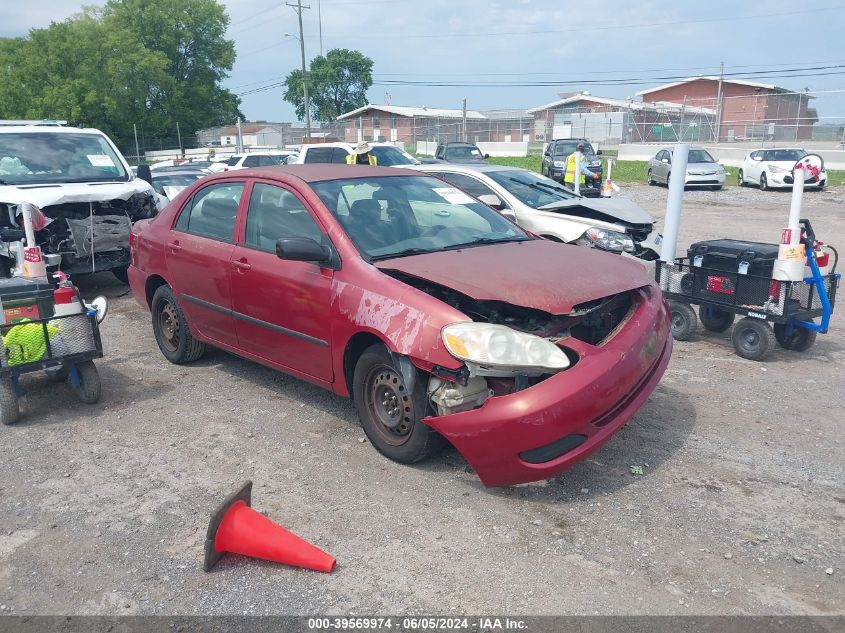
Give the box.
[292,142,419,166]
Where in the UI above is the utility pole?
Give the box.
[287,0,312,141]
[714,61,724,143]
[133,123,141,164]
[462,98,467,142]
[318,0,323,56]
[176,121,183,156]
[236,117,243,153]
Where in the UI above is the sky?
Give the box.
[3,0,845,127]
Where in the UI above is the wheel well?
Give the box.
[343,332,387,398]
[145,275,168,307]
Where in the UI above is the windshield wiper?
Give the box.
[445,236,528,250]
[370,247,436,261]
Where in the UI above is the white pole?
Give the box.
[573,152,581,196]
[773,165,806,281]
[236,117,243,153]
[659,143,689,262]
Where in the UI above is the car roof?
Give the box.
[0,125,108,136]
[151,168,205,177]
[439,142,479,146]
[416,163,520,175]
[203,164,416,184]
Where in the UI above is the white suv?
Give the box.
[292,142,419,166]
[208,151,297,172]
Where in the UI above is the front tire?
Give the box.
[699,306,735,332]
[732,318,775,361]
[647,169,655,186]
[112,267,129,284]
[71,360,101,404]
[773,323,817,352]
[668,301,697,341]
[352,344,445,464]
[759,173,768,191]
[151,285,206,364]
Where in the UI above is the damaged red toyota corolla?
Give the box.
[128,165,672,487]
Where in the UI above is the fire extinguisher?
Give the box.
[51,271,84,317]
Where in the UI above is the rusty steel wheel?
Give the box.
[151,285,206,364]
[352,344,445,464]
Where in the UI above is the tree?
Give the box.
[0,0,241,151]
[284,48,373,123]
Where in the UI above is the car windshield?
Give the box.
[151,173,202,195]
[311,175,529,260]
[485,169,578,208]
[0,132,128,184]
[763,149,807,162]
[554,142,593,156]
[446,146,482,159]
[687,149,716,163]
[369,146,417,166]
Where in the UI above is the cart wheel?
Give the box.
[668,302,698,341]
[0,378,20,426]
[45,367,69,382]
[773,323,818,352]
[698,306,735,333]
[70,361,101,404]
[731,318,776,361]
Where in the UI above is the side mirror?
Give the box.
[596,149,603,156]
[136,164,153,185]
[477,193,505,211]
[753,155,763,161]
[661,157,669,164]
[276,237,331,264]
[483,154,490,160]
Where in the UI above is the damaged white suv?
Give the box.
[0,122,158,282]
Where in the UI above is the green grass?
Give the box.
[489,155,844,187]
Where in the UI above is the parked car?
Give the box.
[434,142,488,163]
[0,122,158,281]
[413,163,662,260]
[541,138,603,196]
[292,142,419,166]
[128,165,672,487]
[150,159,214,171]
[647,147,726,190]
[208,152,297,172]
[738,148,827,190]
[150,168,206,205]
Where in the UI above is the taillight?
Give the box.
[129,231,136,249]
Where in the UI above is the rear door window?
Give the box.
[175,182,244,242]
[331,148,350,164]
[304,147,334,163]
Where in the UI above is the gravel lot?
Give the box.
[0,184,842,616]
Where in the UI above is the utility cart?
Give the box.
[656,219,840,361]
[0,276,103,425]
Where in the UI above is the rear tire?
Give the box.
[0,379,19,426]
[151,285,206,364]
[738,169,746,186]
[647,169,655,186]
[668,301,697,341]
[699,306,735,332]
[71,360,101,404]
[352,344,445,464]
[731,317,775,361]
[773,323,817,352]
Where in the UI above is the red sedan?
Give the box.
[128,165,671,487]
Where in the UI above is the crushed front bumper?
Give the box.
[424,286,672,487]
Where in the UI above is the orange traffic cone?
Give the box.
[204,481,336,573]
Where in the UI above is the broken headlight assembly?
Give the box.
[581,227,635,254]
[442,323,570,377]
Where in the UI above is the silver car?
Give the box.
[411,163,662,260]
[647,147,726,190]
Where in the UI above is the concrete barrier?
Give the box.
[617,143,845,170]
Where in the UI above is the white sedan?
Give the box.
[738,148,827,190]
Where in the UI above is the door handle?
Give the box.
[167,241,182,253]
[232,260,252,272]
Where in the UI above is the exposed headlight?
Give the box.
[589,160,602,167]
[553,160,566,168]
[768,164,789,174]
[583,227,636,253]
[442,323,570,376]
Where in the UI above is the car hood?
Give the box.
[540,196,654,226]
[685,162,720,171]
[0,179,155,208]
[376,239,651,315]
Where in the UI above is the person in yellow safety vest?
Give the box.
[563,143,599,191]
[346,141,378,166]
